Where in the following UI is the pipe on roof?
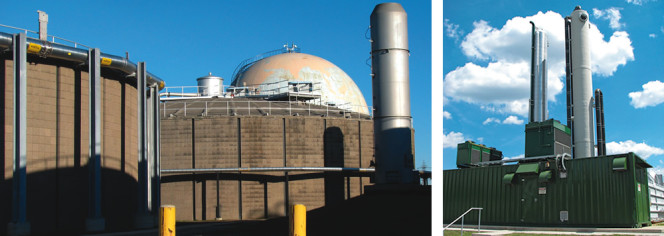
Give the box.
[161,167,376,174]
[0,31,165,90]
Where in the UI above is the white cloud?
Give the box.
[626,0,653,5]
[593,8,624,30]
[629,80,664,108]
[443,111,452,119]
[444,19,463,41]
[606,140,664,159]
[443,131,466,148]
[503,115,524,125]
[504,154,525,160]
[484,116,524,125]
[445,11,633,117]
[445,61,549,116]
[483,117,501,125]
[650,33,657,38]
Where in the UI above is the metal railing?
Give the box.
[161,80,323,99]
[443,207,483,234]
[0,23,91,49]
[162,100,372,119]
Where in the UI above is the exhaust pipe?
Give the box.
[595,89,606,156]
[529,21,548,123]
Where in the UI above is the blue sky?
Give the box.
[444,0,664,173]
[0,1,432,170]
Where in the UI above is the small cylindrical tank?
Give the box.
[197,73,224,96]
[570,6,594,158]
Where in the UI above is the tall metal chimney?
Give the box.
[529,22,548,123]
[568,6,595,158]
[370,3,417,184]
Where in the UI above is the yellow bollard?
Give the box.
[160,205,176,236]
[289,204,306,236]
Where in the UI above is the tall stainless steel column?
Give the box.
[569,6,595,158]
[370,3,417,184]
[529,22,548,123]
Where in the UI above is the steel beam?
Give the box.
[8,32,30,236]
[85,48,105,232]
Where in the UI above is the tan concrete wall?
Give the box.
[0,59,139,234]
[160,115,374,221]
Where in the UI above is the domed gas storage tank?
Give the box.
[235,52,369,114]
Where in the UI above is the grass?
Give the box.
[444,230,635,236]
[443,230,475,236]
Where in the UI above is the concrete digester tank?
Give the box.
[0,30,163,235]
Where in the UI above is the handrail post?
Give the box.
[478,208,482,232]
[443,207,483,233]
[184,102,187,117]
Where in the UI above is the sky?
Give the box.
[443,0,664,174]
[0,1,432,171]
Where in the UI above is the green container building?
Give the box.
[524,119,571,158]
[456,141,502,168]
[444,153,652,227]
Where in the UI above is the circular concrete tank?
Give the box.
[1,56,141,234]
[235,53,369,114]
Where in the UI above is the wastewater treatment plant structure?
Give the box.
[1,2,429,235]
[444,6,652,228]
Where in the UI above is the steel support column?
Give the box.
[149,85,161,217]
[8,32,30,236]
[85,48,105,232]
[135,62,153,228]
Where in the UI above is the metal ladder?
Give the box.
[443,207,483,234]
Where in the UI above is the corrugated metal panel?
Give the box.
[444,153,652,227]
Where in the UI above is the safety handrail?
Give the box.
[443,207,483,234]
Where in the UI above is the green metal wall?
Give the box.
[443,153,651,227]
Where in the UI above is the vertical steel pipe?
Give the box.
[135,62,153,228]
[10,32,30,236]
[564,17,575,156]
[370,2,417,184]
[595,89,606,156]
[529,22,548,123]
[86,48,105,232]
[153,86,161,214]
